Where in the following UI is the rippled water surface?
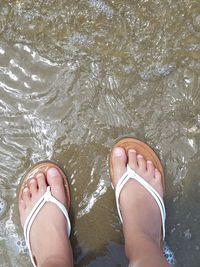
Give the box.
[0,0,200,266]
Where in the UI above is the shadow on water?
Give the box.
[166,152,200,267]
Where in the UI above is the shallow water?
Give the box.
[0,0,200,266]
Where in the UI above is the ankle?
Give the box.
[40,254,73,267]
[125,233,168,267]
[125,231,157,255]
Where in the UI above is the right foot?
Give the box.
[110,147,164,247]
[18,167,73,267]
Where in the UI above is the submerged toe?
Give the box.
[111,147,127,187]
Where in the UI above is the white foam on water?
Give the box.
[4,215,28,257]
[10,59,29,76]
[31,74,42,82]
[24,82,31,89]
[140,63,176,79]
[77,178,107,218]
[184,229,192,240]
[14,43,58,66]
[69,32,94,46]
[0,198,6,217]
[8,71,18,81]
[89,0,114,18]
[163,243,176,266]
[0,47,5,55]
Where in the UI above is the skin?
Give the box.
[18,147,170,267]
[111,147,170,267]
[18,168,73,267]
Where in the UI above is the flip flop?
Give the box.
[109,137,166,242]
[18,161,71,267]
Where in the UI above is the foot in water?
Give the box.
[110,147,170,267]
[18,167,73,267]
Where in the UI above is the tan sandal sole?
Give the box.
[18,161,70,210]
[109,137,165,192]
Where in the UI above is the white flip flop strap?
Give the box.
[23,186,71,267]
[115,164,166,240]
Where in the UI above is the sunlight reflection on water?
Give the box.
[0,0,200,266]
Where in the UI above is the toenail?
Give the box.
[36,173,44,179]
[129,149,136,153]
[113,147,124,157]
[137,154,143,159]
[29,179,36,183]
[147,160,153,164]
[23,187,29,192]
[47,167,60,177]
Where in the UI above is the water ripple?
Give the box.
[0,0,200,266]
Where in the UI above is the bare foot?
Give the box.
[110,147,164,247]
[19,168,73,267]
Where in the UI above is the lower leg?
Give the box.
[121,182,169,267]
[40,255,72,267]
[37,238,73,267]
[125,230,169,267]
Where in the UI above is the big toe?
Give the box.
[111,147,127,187]
[46,167,67,206]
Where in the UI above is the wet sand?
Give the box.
[0,1,200,266]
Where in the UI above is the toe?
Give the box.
[154,169,164,197]
[19,199,26,210]
[147,160,155,176]
[111,147,127,187]
[137,154,147,172]
[47,167,64,186]
[36,172,47,192]
[29,178,38,195]
[46,167,66,205]
[19,198,27,226]
[22,187,31,203]
[154,168,161,180]
[128,149,138,170]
